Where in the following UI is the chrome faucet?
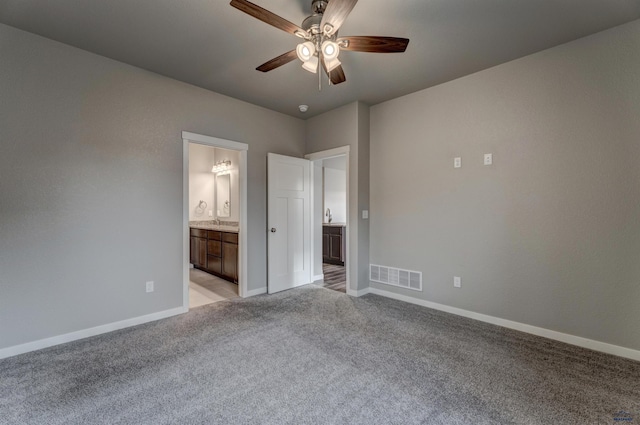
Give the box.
[325,208,332,223]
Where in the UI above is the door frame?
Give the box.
[305,146,351,294]
[182,131,249,309]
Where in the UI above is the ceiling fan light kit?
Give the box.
[302,56,319,73]
[230,0,410,88]
[296,41,315,61]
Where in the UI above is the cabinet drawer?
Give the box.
[190,228,207,238]
[323,226,343,235]
[207,230,222,241]
[222,232,238,244]
[207,240,222,257]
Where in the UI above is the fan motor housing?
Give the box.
[302,0,328,35]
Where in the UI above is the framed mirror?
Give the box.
[216,174,230,218]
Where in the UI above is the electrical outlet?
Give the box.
[146,281,154,293]
[362,210,369,219]
[454,276,461,288]
[454,157,462,168]
[484,153,493,165]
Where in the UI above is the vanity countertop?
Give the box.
[323,222,346,227]
[190,221,239,233]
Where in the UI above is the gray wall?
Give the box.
[370,20,640,351]
[0,24,305,349]
[306,101,370,291]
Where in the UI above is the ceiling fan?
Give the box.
[230,0,410,86]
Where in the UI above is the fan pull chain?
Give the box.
[318,55,322,91]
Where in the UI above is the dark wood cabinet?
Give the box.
[222,242,238,282]
[206,231,222,274]
[190,229,207,269]
[221,232,238,282]
[322,225,345,266]
[190,228,238,284]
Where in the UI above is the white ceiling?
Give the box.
[1,0,638,118]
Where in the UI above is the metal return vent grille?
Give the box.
[370,264,422,291]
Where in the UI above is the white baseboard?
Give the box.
[347,287,371,298]
[368,287,640,362]
[312,274,324,283]
[244,287,267,298]
[0,306,188,360]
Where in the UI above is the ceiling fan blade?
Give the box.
[338,36,410,53]
[256,50,298,72]
[320,0,358,34]
[322,59,346,85]
[329,65,346,85]
[230,0,305,35]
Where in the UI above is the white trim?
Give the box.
[182,140,190,308]
[182,132,248,152]
[368,287,640,362]
[312,274,324,283]
[305,145,350,161]
[182,133,249,303]
[238,149,248,298]
[0,307,186,360]
[245,287,267,297]
[347,287,371,298]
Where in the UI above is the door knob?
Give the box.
[270,228,276,233]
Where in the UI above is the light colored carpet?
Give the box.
[1,286,639,424]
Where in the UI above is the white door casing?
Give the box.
[267,153,311,294]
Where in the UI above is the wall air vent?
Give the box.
[370,264,422,291]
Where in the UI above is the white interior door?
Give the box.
[268,153,311,294]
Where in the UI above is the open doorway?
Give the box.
[306,147,350,294]
[182,132,248,310]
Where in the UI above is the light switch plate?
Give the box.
[454,157,462,168]
[454,276,461,288]
[362,210,369,219]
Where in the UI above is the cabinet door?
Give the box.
[207,255,222,274]
[329,234,342,263]
[198,237,207,267]
[322,233,330,260]
[190,236,197,265]
[208,240,222,257]
[222,242,238,283]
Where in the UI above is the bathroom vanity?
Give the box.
[190,225,238,283]
[322,223,345,266]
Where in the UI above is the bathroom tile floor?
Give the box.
[189,268,239,308]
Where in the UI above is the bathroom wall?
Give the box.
[323,161,347,224]
[189,144,216,221]
[312,161,324,280]
[213,148,240,223]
